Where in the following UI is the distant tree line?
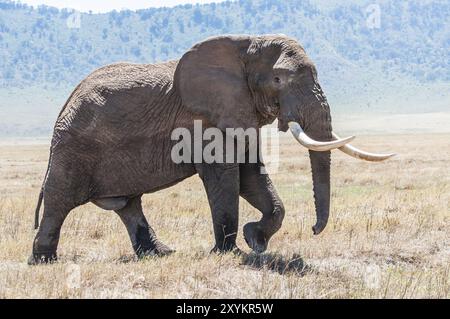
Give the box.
[0,0,448,88]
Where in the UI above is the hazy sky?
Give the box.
[18,0,226,12]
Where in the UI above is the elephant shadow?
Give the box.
[115,251,311,277]
[240,252,312,276]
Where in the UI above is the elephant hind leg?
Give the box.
[29,149,93,265]
[115,196,174,257]
[28,197,73,265]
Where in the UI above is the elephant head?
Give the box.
[175,35,394,235]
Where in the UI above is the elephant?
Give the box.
[29,34,394,264]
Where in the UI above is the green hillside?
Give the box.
[0,0,449,136]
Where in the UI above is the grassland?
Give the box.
[0,133,448,298]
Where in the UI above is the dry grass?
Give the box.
[0,134,449,298]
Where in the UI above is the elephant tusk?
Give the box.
[332,132,396,162]
[288,122,355,152]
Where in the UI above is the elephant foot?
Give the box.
[210,243,242,256]
[137,241,175,258]
[27,252,57,265]
[243,222,268,254]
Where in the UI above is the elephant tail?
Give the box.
[34,145,53,230]
[34,190,43,230]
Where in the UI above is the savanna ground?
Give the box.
[0,132,448,298]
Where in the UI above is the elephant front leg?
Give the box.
[239,162,285,253]
[196,163,240,253]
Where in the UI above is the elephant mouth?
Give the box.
[277,118,289,132]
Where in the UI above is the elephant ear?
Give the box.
[174,36,258,131]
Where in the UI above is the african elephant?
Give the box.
[29,34,394,264]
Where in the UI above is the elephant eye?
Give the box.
[273,77,281,84]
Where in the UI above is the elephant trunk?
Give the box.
[309,150,331,235]
[303,83,333,235]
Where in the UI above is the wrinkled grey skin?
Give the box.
[29,35,333,264]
